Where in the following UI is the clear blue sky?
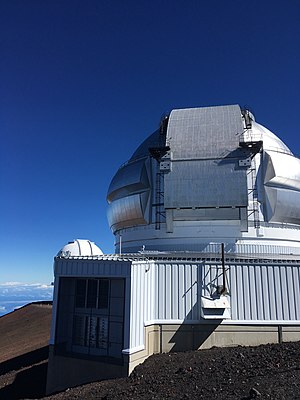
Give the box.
[1,0,299,283]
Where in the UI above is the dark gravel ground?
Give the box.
[1,341,299,399]
[44,341,300,400]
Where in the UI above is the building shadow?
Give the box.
[166,263,225,352]
[0,347,49,400]
[166,321,222,352]
[0,361,48,400]
[0,362,48,400]
[0,346,49,375]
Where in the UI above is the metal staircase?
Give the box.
[148,115,170,230]
[247,156,261,229]
[240,109,263,230]
[154,171,165,230]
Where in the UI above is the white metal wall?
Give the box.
[228,263,300,321]
[53,258,300,355]
[135,261,300,326]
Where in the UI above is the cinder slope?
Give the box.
[0,302,52,363]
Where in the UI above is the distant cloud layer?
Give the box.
[0,282,54,316]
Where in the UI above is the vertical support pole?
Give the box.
[278,325,283,344]
[221,243,226,294]
[159,324,163,353]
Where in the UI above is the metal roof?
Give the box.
[55,251,300,264]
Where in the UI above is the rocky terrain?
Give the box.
[0,304,299,399]
[44,341,300,400]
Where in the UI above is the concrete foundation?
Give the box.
[158,323,297,352]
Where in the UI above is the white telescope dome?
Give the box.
[57,239,103,257]
[107,105,300,255]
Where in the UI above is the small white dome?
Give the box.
[57,239,103,257]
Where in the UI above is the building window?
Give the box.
[72,278,112,355]
[75,278,110,310]
[87,279,98,308]
[98,279,109,308]
[72,315,109,350]
[75,279,87,308]
[56,277,124,359]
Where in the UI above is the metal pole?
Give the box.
[221,243,226,294]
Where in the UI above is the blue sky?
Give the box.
[0,282,53,316]
[1,0,300,286]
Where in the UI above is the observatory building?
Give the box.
[47,105,300,394]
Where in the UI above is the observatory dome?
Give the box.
[107,105,300,255]
[57,239,103,257]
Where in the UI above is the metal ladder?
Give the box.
[247,155,261,229]
[154,170,165,230]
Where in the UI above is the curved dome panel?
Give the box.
[107,192,150,232]
[262,150,300,223]
[107,158,150,203]
[107,156,151,232]
[251,121,292,155]
[264,151,300,191]
[130,129,160,161]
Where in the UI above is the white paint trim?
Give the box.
[222,319,300,325]
[122,345,145,355]
[49,278,60,345]
[144,319,300,326]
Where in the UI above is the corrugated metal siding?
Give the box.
[55,259,131,278]
[147,263,201,321]
[228,264,300,321]
[141,261,300,324]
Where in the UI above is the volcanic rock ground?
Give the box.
[0,304,299,399]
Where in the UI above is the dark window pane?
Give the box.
[98,279,109,309]
[89,316,98,348]
[75,279,86,308]
[84,316,90,346]
[72,315,86,346]
[97,316,108,349]
[87,279,98,308]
